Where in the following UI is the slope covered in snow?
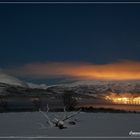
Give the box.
[27,83,47,89]
[0,71,27,87]
[47,80,140,95]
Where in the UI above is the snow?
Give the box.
[49,80,140,95]
[27,83,48,89]
[58,80,139,87]
[0,112,140,138]
[0,72,26,87]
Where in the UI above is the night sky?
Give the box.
[0,3,140,83]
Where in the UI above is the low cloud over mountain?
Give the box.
[6,60,140,81]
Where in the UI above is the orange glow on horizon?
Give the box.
[9,60,140,81]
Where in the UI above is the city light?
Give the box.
[105,94,140,105]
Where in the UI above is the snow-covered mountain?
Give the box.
[0,71,139,97]
[0,71,47,89]
[47,80,140,95]
[0,71,27,87]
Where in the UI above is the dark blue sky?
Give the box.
[0,3,140,68]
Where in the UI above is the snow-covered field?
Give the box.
[0,112,140,139]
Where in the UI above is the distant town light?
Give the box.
[105,95,140,105]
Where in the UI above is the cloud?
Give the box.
[7,60,140,81]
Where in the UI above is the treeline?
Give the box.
[0,90,78,113]
[79,106,140,113]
